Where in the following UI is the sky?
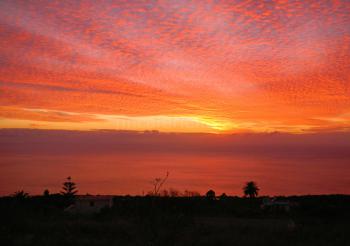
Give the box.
[0,0,350,133]
[0,1,350,195]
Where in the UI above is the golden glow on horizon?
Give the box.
[0,108,225,133]
[0,1,350,133]
[0,107,334,134]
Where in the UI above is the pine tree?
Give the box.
[61,176,78,197]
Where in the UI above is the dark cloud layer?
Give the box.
[1,129,349,158]
[1,129,349,196]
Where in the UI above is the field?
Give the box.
[1,195,350,246]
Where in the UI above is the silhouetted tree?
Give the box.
[206,189,216,200]
[169,188,180,197]
[160,189,169,197]
[243,181,259,198]
[183,190,201,197]
[43,189,50,197]
[61,176,78,197]
[151,171,169,196]
[13,190,29,199]
[219,193,228,200]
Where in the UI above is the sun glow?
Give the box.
[188,116,235,132]
[0,107,235,133]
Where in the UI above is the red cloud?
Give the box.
[0,0,349,132]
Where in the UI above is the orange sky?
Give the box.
[1,0,350,133]
[1,129,350,195]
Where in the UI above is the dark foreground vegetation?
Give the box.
[1,195,350,246]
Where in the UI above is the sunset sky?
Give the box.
[1,0,349,133]
[1,1,350,196]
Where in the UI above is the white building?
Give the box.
[261,197,293,212]
[65,195,113,214]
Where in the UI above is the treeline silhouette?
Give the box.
[3,176,350,219]
[9,176,260,202]
[1,179,350,246]
[2,191,350,245]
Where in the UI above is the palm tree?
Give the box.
[243,181,259,198]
